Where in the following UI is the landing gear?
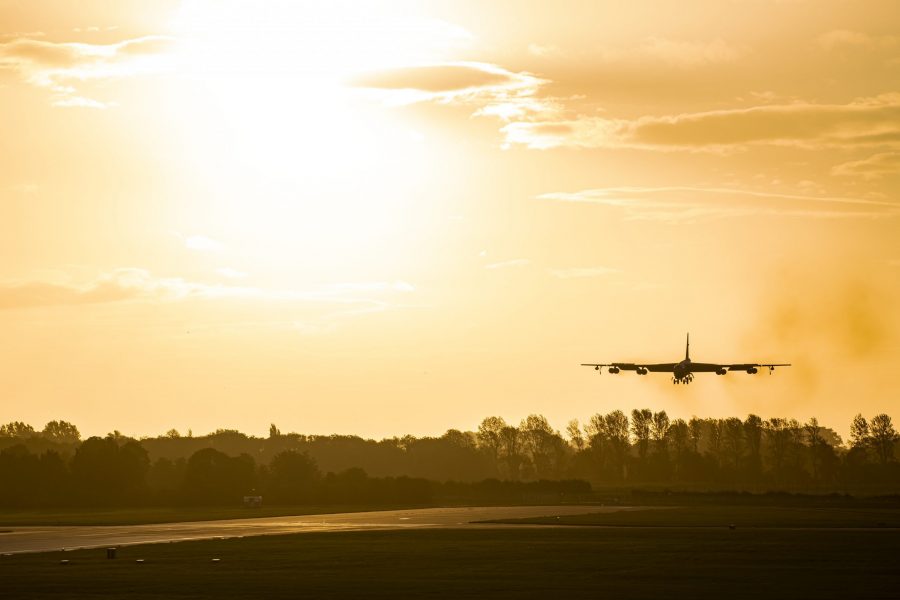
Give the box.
[672,373,694,385]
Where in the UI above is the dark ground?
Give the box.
[2,506,899,599]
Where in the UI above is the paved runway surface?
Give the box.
[0,505,614,554]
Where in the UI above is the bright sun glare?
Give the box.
[164,1,464,274]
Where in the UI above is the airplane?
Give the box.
[581,333,790,385]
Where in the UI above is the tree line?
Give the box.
[1,411,898,508]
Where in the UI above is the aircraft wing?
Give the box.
[580,362,677,372]
[690,362,792,372]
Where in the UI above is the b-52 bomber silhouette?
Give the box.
[581,334,790,385]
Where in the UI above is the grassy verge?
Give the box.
[485,505,900,528]
[0,504,430,526]
[1,526,899,599]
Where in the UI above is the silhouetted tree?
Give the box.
[476,416,506,472]
[583,414,608,477]
[519,415,566,479]
[70,437,149,505]
[0,422,35,438]
[743,415,763,481]
[688,417,703,454]
[651,411,670,454]
[602,410,630,481]
[266,450,321,503]
[669,419,690,477]
[722,417,744,471]
[706,419,724,470]
[566,419,585,451]
[499,425,523,480]
[631,409,652,463]
[147,457,186,500]
[181,448,256,505]
[805,417,825,482]
[850,414,870,457]
[42,420,80,444]
[870,414,898,465]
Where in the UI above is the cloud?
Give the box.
[353,61,551,119]
[832,152,900,179]
[550,266,619,279]
[537,186,900,222]
[0,35,172,106]
[0,269,416,310]
[502,94,900,151]
[528,43,562,58]
[484,259,531,270]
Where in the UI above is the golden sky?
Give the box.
[1,0,898,439]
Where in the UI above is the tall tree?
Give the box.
[601,411,630,480]
[476,416,507,468]
[669,419,690,477]
[688,417,703,454]
[499,425,523,481]
[519,415,564,479]
[631,409,652,461]
[805,417,825,482]
[722,417,744,471]
[850,414,870,454]
[744,414,763,478]
[651,411,671,454]
[566,419,585,451]
[869,414,898,466]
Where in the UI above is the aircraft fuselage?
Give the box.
[673,359,691,380]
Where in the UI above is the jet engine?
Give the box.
[716,368,727,375]
[609,367,620,374]
[746,367,758,374]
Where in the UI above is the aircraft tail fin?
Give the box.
[685,333,690,361]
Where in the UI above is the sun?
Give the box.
[158,1,464,276]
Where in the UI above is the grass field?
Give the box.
[1,506,899,599]
[485,505,900,528]
[0,504,427,526]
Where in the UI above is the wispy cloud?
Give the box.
[832,152,900,179]
[538,186,900,222]
[484,259,531,270]
[353,61,552,120]
[0,268,416,311]
[502,94,900,151]
[0,35,172,107]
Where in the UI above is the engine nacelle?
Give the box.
[746,367,758,374]
[716,368,727,375]
[609,367,620,374]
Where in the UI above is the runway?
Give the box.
[0,505,614,554]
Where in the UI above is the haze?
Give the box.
[1,0,898,439]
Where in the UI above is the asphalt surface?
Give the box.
[0,505,613,554]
